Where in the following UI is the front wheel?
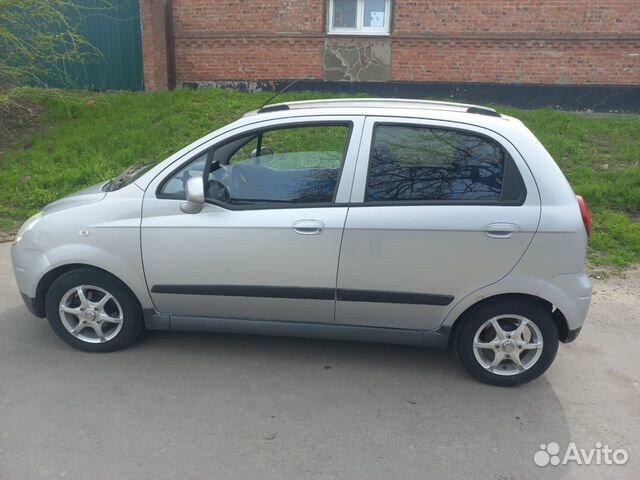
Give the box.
[455,300,559,386]
[45,268,143,352]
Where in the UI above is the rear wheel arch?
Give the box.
[449,293,569,345]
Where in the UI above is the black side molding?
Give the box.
[337,289,454,306]
[151,285,454,306]
[151,284,334,300]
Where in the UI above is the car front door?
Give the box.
[335,117,540,331]
[141,116,363,324]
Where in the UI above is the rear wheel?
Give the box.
[45,268,143,352]
[455,300,559,386]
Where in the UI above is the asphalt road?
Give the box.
[1,242,638,479]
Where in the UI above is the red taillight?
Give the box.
[576,195,592,237]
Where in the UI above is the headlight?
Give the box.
[15,212,43,244]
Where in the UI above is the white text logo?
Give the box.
[534,442,629,467]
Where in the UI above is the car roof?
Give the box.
[243,98,503,119]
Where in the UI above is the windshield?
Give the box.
[103,164,153,192]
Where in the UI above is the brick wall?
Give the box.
[141,0,640,90]
[172,0,324,33]
[393,40,640,85]
[393,1,639,34]
[391,1,640,85]
[139,0,170,90]
[174,37,324,81]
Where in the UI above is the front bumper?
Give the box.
[20,293,44,318]
[11,243,49,318]
[11,243,48,296]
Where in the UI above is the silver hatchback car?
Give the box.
[11,99,593,386]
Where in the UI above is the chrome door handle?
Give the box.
[293,219,325,235]
[484,223,520,239]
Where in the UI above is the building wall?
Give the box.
[390,1,639,85]
[139,0,171,90]
[142,0,640,89]
[172,0,324,33]
[392,1,639,35]
[392,39,640,85]
[174,38,324,81]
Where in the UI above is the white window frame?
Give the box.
[327,0,391,36]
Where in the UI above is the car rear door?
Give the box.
[141,116,364,324]
[335,116,540,331]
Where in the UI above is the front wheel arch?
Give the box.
[35,264,143,319]
[44,267,144,351]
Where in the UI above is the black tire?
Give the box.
[454,299,559,387]
[45,268,143,352]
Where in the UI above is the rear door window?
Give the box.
[365,124,525,204]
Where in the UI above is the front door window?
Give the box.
[159,124,351,208]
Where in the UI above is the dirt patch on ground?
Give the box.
[0,220,18,243]
[0,230,16,243]
[591,264,640,301]
[0,97,46,158]
[0,231,16,243]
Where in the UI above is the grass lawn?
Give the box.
[1,88,639,270]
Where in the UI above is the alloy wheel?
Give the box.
[58,285,124,344]
[472,314,544,376]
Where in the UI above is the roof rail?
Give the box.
[466,106,502,117]
[247,98,502,118]
[258,104,290,114]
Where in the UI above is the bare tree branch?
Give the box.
[0,0,113,89]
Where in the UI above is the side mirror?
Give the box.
[180,176,205,214]
[250,147,275,163]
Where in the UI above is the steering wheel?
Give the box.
[251,147,275,165]
[207,179,231,203]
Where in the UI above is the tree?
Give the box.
[0,0,108,89]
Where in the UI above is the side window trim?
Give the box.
[350,118,528,206]
[155,119,361,210]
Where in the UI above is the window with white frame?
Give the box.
[327,0,391,35]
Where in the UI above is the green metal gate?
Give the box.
[54,0,144,91]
